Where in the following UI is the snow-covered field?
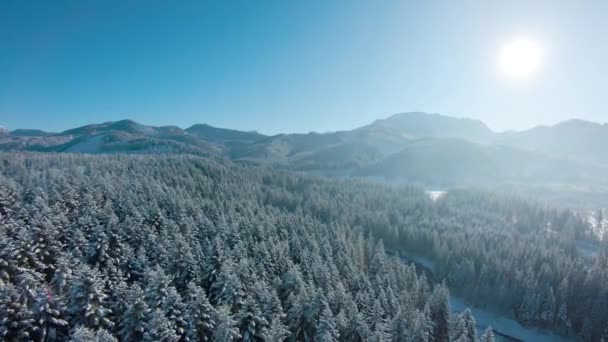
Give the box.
[426,190,447,202]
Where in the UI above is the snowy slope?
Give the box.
[396,253,574,341]
[451,297,573,342]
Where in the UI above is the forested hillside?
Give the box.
[3,113,608,209]
[0,153,479,342]
[0,153,605,341]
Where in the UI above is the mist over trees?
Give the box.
[4,113,608,212]
[0,153,606,341]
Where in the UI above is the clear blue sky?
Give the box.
[1,0,607,133]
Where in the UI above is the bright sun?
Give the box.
[499,38,542,79]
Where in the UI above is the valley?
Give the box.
[1,113,607,341]
[1,153,606,341]
[4,1,606,340]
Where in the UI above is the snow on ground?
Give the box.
[64,135,104,153]
[451,297,573,342]
[586,210,606,238]
[399,254,436,273]
[426,190,447,202]
[396,253,573,341]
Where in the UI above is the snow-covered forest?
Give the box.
[0,153,606,341]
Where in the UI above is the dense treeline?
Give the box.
[372,190,608,340]
[0,153,605,341]
[0,153,490,342]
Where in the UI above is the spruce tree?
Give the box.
[185,282,216,341]
[0,283,36,340]
[67,265,113,330]
[69,326,117,342]
[143,309,180,342]
[429,284,450,341]
[480,326,496,342]
[118,284,149,342]
[31,287,69,341]
[315,302,340,342]
[212,306,240,342]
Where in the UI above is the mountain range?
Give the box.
[2,112,607,207]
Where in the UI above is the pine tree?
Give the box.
[0,183,17,221]
[185,283,216,341]
[556,302,570,332]
[0,283,36,340]
[212,306,240,342]
[315,302,339,342]
[31,286,69,341]
[143,265,173,310]
[104,275,127,315]
[366,298,388,337]
[118,284,149,342]
[69,326,117,342]
[29,220,64,281]
[50,256,73,296]
[12,228,47,276]
[344,311,370,342]
[450,309,477,342]
[127,247,149,283]
[369,240,386,277]
[143,309,180,342]
[285,285,323,341]
[163,287,189,340]
[0,233,17,285]
[87,224,111,268]
[266,314,289,342]
[540,286,556,325]
[480,326,496,342]
[388,310,411,342]
[169,234,200,292]
[429,284,450,341]
[67,265,113,330]
[519,285,541,323]
[208,257,244,310]
[236,295,270,342]
[462,309,477,342]
[203,237,226,293]
[278,266,304,303]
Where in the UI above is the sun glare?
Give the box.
[499,38,542,79]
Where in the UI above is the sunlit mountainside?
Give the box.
[2,112,607,208]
